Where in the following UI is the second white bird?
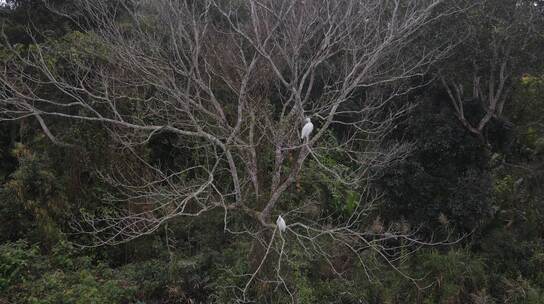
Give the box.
[300,117,314,141]
[276,215,286,232]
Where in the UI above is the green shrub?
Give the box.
[0,240,39,292]
[0,241,136,304]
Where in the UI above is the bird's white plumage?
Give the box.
[276,215,286,232]
[300,118,314,140]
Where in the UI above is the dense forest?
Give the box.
[0,0,543,303]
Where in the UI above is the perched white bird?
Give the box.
[300,117,314,141]
[276,215,287,232]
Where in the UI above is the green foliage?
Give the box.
[0,241,136,304]
[0,0,76,44]
[119,253,212,303]
[25,267,133,304]
[0,143,66,246]
[296,131,362,219]
[377,99,492,233]
[0,240,39,292]
[414,249,488,304]
[509,75,544,150]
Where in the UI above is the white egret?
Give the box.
[276,215,286,232]
[300,117,314,141]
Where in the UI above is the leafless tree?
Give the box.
[0,0,460,301]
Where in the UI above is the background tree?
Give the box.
[376,96,493,235]
[438,0,544,144]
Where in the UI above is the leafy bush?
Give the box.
[0,241,136,304]
[0,240,39,292]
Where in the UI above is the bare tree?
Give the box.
[0,0,458,300]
